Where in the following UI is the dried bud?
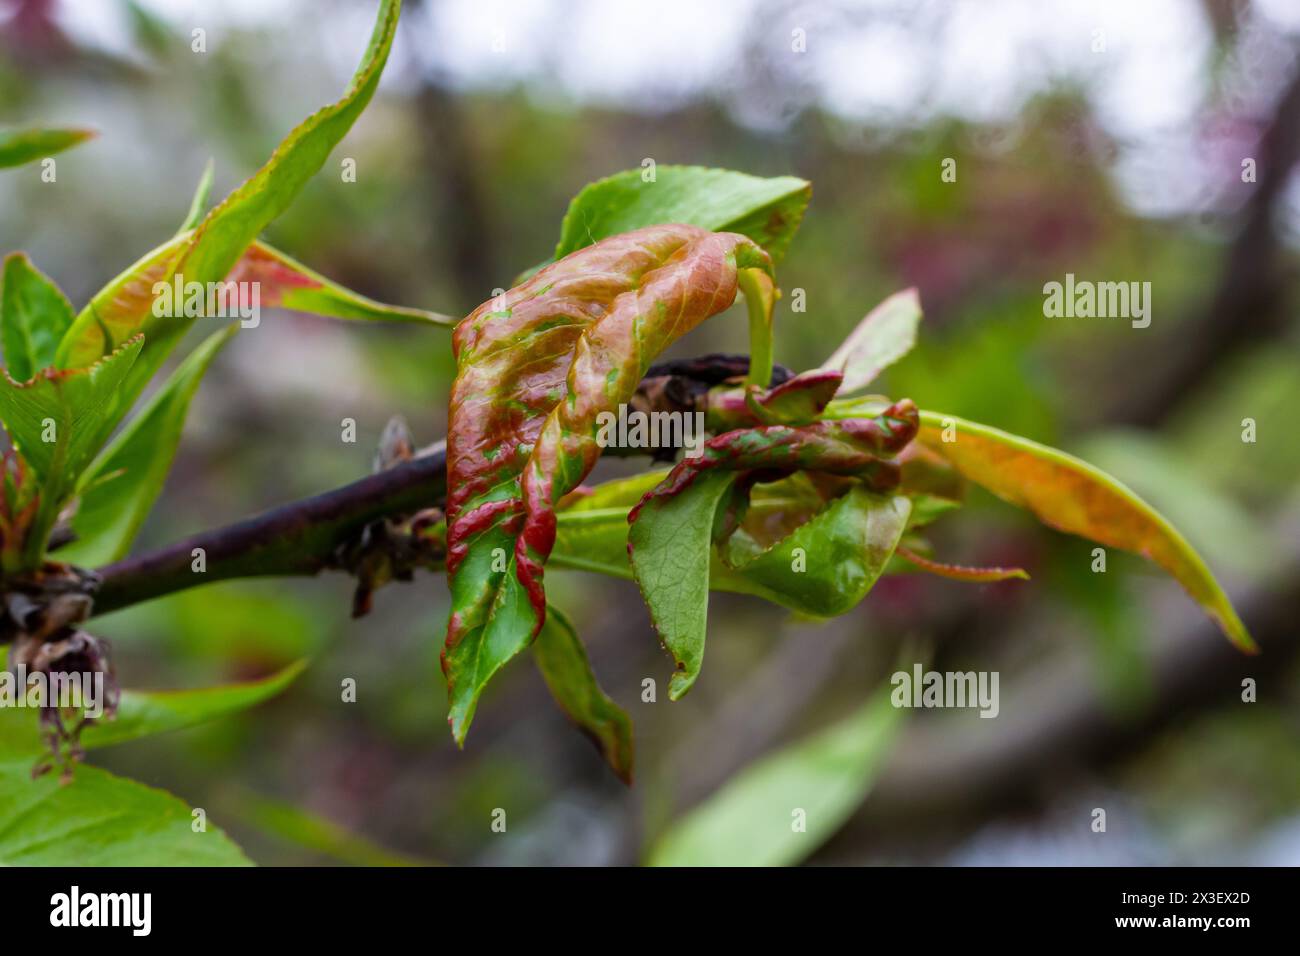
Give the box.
[9,629,119,780]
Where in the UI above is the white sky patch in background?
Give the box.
[816,20,930,123]
[43,0,1300,227]
[420,0,553,88]
[550,0,748,109]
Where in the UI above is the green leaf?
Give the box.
[0,658,307,759]
[547,474,667,578]
[533,606,633,783]
[0,336,143,565]
[1,253,75,382]
[714,487,912,616]
[166,0,402,291]
[628,471,738,701]
[555,476,912,619]
[235,792,429,866]
[917,410,1255,652]
[821,288,921,395]
[124,0,176,58]
[738,267,776,388]
[647,684,903,866]
[0,127,94,169]
[176,158,216,235]
[59,325,238,566]
[0,761,250,865]
[554,166,811,264]
[54,0,404,424]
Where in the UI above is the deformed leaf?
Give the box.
[59,325,239,566]
[917,410,1254,652]
[554,165,811,264]
[634,405,919,508]
[443,223,772,743]
[628,408,917,698]
[0,761,250,865]
[1,253,75,382]
[533,606,633,783]
[647,683,903,866]
[821,288,921,395]
[0,127,95,170]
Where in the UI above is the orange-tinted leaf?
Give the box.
[916,410,1254,652]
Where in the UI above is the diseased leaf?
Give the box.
[628,407,916,698]
[0,761,250,865]
[533,606,633,783]
[917,410,1254,652]
[0,127,94,169]
[1,253,75,382]
[443,224,772,743]
[634,405,919,508]
[57,325,237,566]
[821,288,921,395]
[54,0,404,426]
[554,166,811,264]
[229,241,453,326]
[647,684,903,866]
[627,470,738,700]
[0,659,306,758]
[735,369,843,426]
[0,337,143,565]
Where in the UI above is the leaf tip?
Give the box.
[667,669,696,701]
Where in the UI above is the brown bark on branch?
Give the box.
[92,448,449,615]
[89,355,781,617]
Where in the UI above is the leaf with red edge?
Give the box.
[442,223,773,743]
[631,402,919,510]
[226,241,453,326]
[821,288,921,395]
[894,545,1029,583]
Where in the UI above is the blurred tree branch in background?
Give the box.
[1106,57,1300,427]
